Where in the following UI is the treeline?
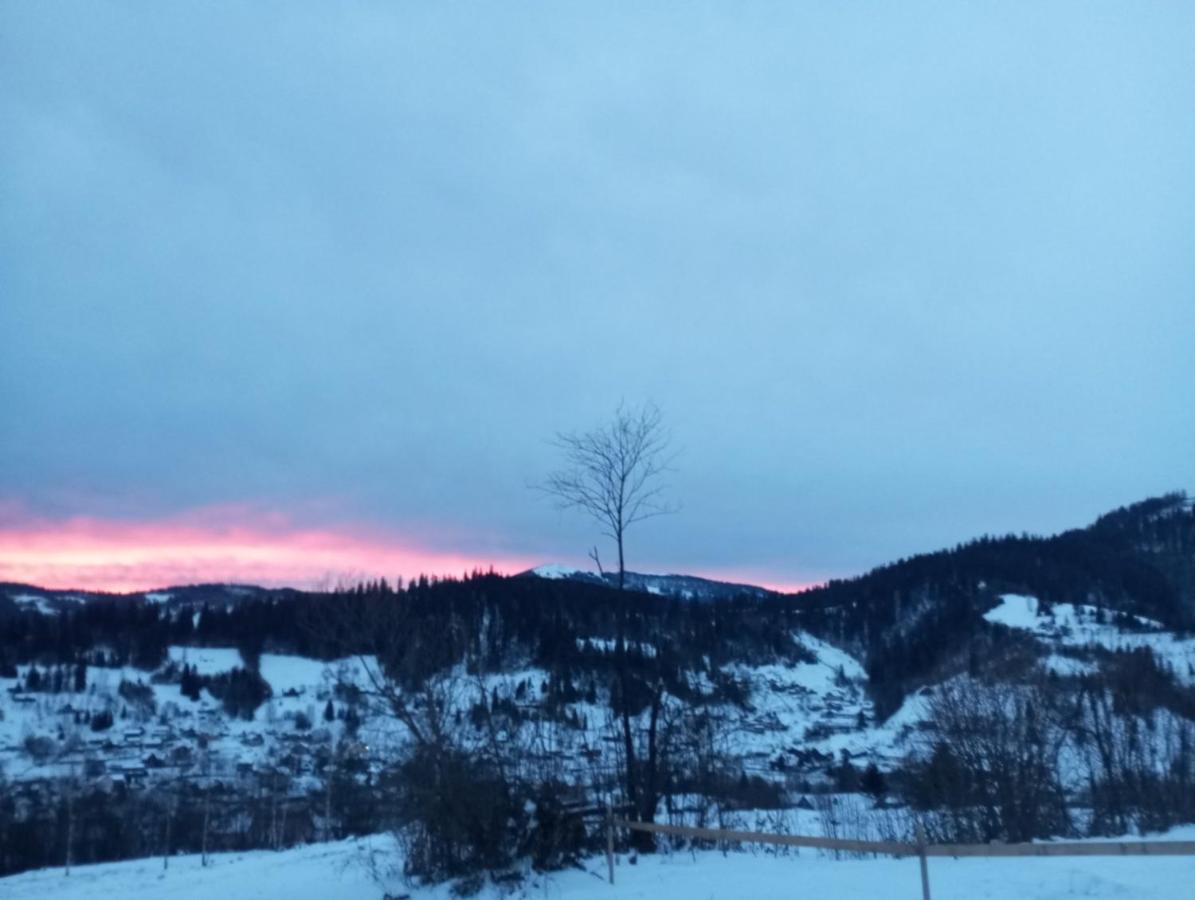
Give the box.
[0,760,382,877]
[2,493,1191,727]
[791,492,1195,717]
[0,574,813,699]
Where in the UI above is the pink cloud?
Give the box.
[0,504,541,593]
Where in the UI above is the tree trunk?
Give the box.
[639,684,663,850]
[614,531,644,848]
[617,529,625,592]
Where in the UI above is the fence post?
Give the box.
[606,805,615,885]
[916,822,931,900]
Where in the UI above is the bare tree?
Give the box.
[540,402,677,848]
[541,402,677,590]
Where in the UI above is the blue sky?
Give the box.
[1,3,1193,590]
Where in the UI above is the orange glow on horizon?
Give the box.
[688,567,821,595]
[0,507,540,593]
[0,505,821,595]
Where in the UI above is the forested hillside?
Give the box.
[2,493,1194,882]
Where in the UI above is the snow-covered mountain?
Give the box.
[0,582,301,616]
[3,492,1195,885]
[520,564,778,600]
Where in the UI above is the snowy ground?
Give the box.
[984,593,1195,685]
[3,832,1194,900]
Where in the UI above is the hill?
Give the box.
[1,492,1194,882]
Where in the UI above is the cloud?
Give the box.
[1,4,1192,588]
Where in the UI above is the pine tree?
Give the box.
[861,761,888,800]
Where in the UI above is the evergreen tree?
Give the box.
[861,761,888,800]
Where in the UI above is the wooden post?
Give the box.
[606,805,615,885]
[64,772,74,877]
[916,822,931,900]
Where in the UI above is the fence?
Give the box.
[607,815,1195,900]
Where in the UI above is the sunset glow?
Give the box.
[0,506,542,593]
[0,505,817,595]
[694,569,820,596]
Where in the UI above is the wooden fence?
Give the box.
[608,815,1195,900]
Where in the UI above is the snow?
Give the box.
[144,591,174,604]
[260,653,344,694]
[533,564,587,580]
[983,594,1195,685]
[0,649,386,787]
[3,832,1195,900]
[163,646,375,693]
[1040,654,1099,677]
[714,631,931,768]
[576,637,658,658]
[984,594,1164,637]
[10,593,59,616]
[983,593,1043,629]
[167,646,244,674]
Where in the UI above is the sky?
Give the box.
[1,2,1193,593]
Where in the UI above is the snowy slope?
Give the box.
[3,831,1195,900]
[0,627,921,794]
[984,593,1195,685]
[0,649,381,787]
[523,565,776,600]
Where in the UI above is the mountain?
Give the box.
[0,582,304,616]
[519,564,776,600]
[786,491,1195,715]
[2,492,1194,880]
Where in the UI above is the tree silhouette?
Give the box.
[540,401,676,589]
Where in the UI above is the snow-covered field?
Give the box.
[3,832,1194,900]
[984,593,1195,685]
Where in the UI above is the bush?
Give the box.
[393,746,527,883]
[23,734,55,764]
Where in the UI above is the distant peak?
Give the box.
[529,564,590,580]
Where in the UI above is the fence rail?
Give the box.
[925,839,1195,857]
[608,816,1195,899]
[614,819,915,856]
